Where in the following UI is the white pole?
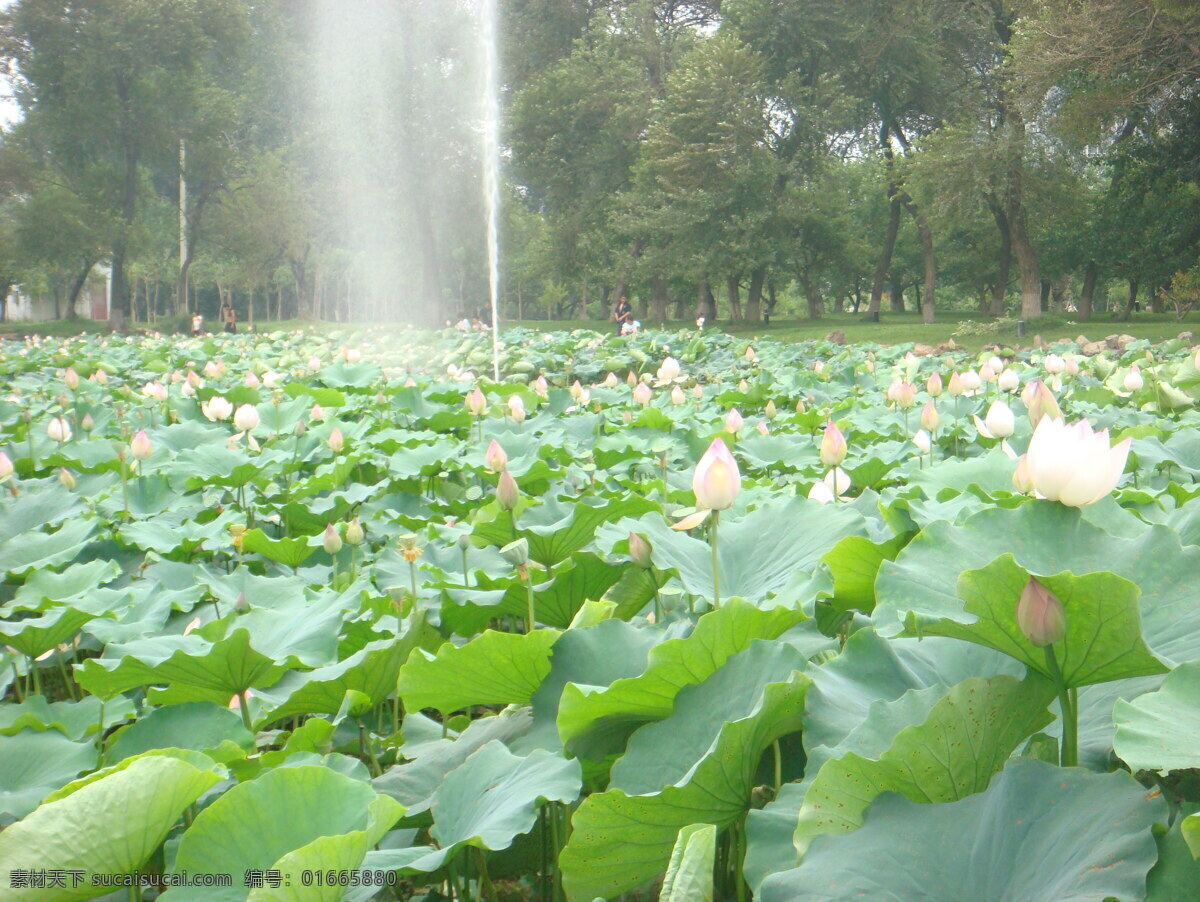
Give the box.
[179,139,188,312]
[481,0,501,381]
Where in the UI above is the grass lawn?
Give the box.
[4,309,1198,352]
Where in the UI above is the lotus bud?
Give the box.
[455,533,471,551]
[130,430,152,461]
[233,404,259,433]
[894,381,916,409]
[820,422,847,467]
[345,518,365,546]
[912,429,932,455]
[47,417,71,443]
[796,399,805,413]
[604,372,619,389]
[500,537,530,567]
[1013,454,1034,494]
[628,532,653,569]
[323,522,343,555]
[180,381,196,399]
[570,380,584,400]
[1044,354,1065,375]
[404,376,417,388]
[765,400,777,420]
[57,467,75,489]
[626,372,638,387]
[927,372,943,397]
[736,379,747,392]
[960,370,982,392]
[885,379,902,403]
[671,385,686,405]
[622,410,633,424]
[81,413,95,432]
[1025,416,1131,506]
[1025,381,1061,427]
[998,369,1020,393]
[979,362,997,383]
[309,403,325,423]
[345,348,363,364]
[92,369,108,385]
[202,396,233,422]
[0,452,12,480]
[920,401,939,433]
[984,401,1015,439]
[693,385,704,400]
[228,523,246,550]
[1016,577,1066,647]
[657,357,681,382]
[987,356,1004,374]
[294,418,306,437]
[947,372,964,397]
[508,395,526,423]
[64,367,79,391]
[244,371,260,389]
[533,375,549,399]
[745,346,757,363]
[633,382,652,406]
[308,354,322,370]
[724,408,744,434]
[328,427,344,453]
[374,390,385,406]
[578,389,591,406]
[485,439,508,472]
[693,438,741,510]
[55,392,70,409]
[233,593,250,615]
[204,360,225,379]
[1123,364,1144,393]
[1065,356,1080,376]
[186,370,203,388]
[496,468,520,510]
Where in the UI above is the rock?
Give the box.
[825,330,847,345]
[1033,334,1047,349]
[1179,331,1194,342]
[935,342,957,353]
[912,343,935,356]
[1075,335,1090,346]
[1081,340,1107,356]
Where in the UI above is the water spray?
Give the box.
[481,0,502,381]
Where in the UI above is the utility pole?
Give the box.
[179,139,188,314]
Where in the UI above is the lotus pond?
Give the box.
[1,325,1200,901]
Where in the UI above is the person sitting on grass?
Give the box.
[613,296,633,335]
[191,313,203,337]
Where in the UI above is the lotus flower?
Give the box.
[628,532,653,569]
[508,395,526,423]
[1013,454,1034,494]
[465,388,486,416]
[262,371,282,389]
[974,401,1015,440]
[960,370,982,393]
[344,348,363,364]
[0,452,12,480]
[1065,356,1080,376]
[765,400,777,420]
[92,369,108,385]
[577,388,591,406]
[604,372,619,389]
[1123,365,1144,393]
[693,438,740,510]
[80,413,95,432]
[888,380,916,409]
[323,523,343,555]
[671,386,686,405]
[693,385,704,399]
[204,360,226,379]
[1016,577,1065,647]
[756,421,769,435]
[233,404,259,433]
[724,408,744,434]
[745,346,757,363]
[345,518,365,545]
[979,362,997,383]
[657,357,681,382]
[130,430,152,461]
[244,371,260,389]
[920,400,939,433]
[485,439,507,472]
[820,422,847,467]
[947,372,964,397]
[58,467,75,489]
[46,417,71,443]
[626,372,638,387]
[1044,354,1065,375]
[308,355,322,370]
[496,468,520,510]
[1024,381,1061,427]
[998,369,1020,393]
[633,382,652,406]
[738,379,749,392]
[328,427,344,453]
[202,396,233,422]
[1024,417,1131,506]
[823,467,851,498]
[533,375,549,398]
[927,372,943,397]
[64,368,79,391]
[808,480,834,504]
[142,381,168,402]
[912,429,932,454]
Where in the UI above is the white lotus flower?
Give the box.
[912,429,931,454]
[202,396,233,422]
[974,401,1015,440]
[1123,365,1144,393]
[233,404,260,433]
[46,417,71,443]
[657,357,681,382]
[998,369,1020,393]
[1024,417,1131,507]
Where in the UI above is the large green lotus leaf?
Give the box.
[0,753,224,901]
[106,702,254,763]
[601,498,869,606]
[927,556,1168,688]
[609,640,808,794]
[195,567,311,612]
[0,605,97,658]
[474,494,660,567]
[1145,814,1200,900]
[76,618,335,703]
[1184,813,1200,859]
[557,599,806,761]
[0,488,84,542]
[374,708,533,815]
[7,559,121,614]
[252,636,415,724]
[909,446,1018,500]
[559,668,809,901]
[164,765,403,902]
[397,628,558,714]
[422,740,581,863]
[793,674,1055,854]
[173,444,264,488]
[875,501,1200,669]
[0,694,135,739]
[239,528,316,568]
[317,360,382,389]
[759,759,1167,902]
[0,729,97,821]
[661,823,717,902]
[1114,662,1200,773]
[819,533,908,615]
[0,517,95,576]
[386,438,462,479]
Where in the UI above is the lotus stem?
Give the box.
[461,545,470,587]
[649,569,663,622]
[710,510,721,610]
[10,663,21,703]
[525,581,536,634]
[236,690,252,732]
[1043,645,1077,767]
[475,847,496,901]
[773,740,782,792]
[57,648,76,701]
[96,700,106,768]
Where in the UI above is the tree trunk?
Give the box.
[1009,202,1040,319]
[1039,279,1051,313]
[1079,262,1097,320]
[889,283,905,313]
[650,274,669,323]
[725,276,743,322]
[987,200,1012,317]
[65,260,92,321]
[802,271,822,319]
[868,197,903,316]
[1151,285,1165,314]
[1117,279,1138,322]
[918,217,936,323]
[108,115,138,331]
[745,267,765,322]
[696,279,717,321]
[766,279,779,317]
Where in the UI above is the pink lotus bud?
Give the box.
[894,381,916,409]
[130,430,152,461]
[738,379,749,392]
[724,408,744,434]
[604,372,619,389]
[626,372,638,387]
[979,363,997,383]
[765,400,777,420]
[920,401,939,433]
[308,355,322,370]
[570,380,584,400]
[745,346,757,363]
[508,395,526,422]
[309,403,325,423]
[960,370,981,392]
[633,382,652,406]
[693,385,704,399]
[244,371,260,389]
[80,413,95,432]
[693,438,741,510]
[496,468,520,510]
[0,452,12,480]
[328,427,344,453]
[820,422,847,467]
[344,348,363,364]
[485,440,508,472]
[1025,381,1062,427]
[927,372,943,397]
[1065,356,1080,376]
[323,522,343,555]
[533,375,549,398]
[64,368,79,391]
[233,404,259,433]
[1123,364,1144,393]
[58,467,75,489]
[465,388,486,416]
[1016,577,1066,647]
[404,377,417,388]
[1024,417,1131,506]
[628,532,653,569]
[622,410,633,424]
[671,386,686,405]
[92,369,109,385]
[204,360,225,379]
[947,372,964,397]
[46,417,71,443]
[756,421,769,435]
